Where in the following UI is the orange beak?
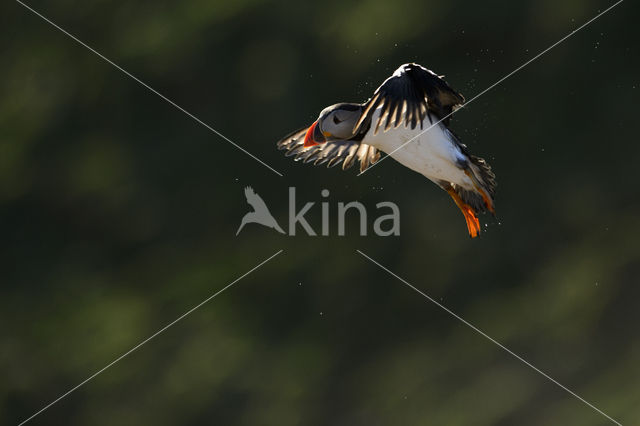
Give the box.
[303,121,326,147]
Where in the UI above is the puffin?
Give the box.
[277,63,496,238]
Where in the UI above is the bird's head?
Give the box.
[303,103,363,147]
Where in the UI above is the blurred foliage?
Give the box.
[1,0,639,424]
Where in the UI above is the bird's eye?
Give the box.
[333,115,342,125]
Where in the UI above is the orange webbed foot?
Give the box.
[446,187,481,238]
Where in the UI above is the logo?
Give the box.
[237,187,400,236]
[236,187,286,235]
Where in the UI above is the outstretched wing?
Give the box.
[276,127,380,173]
[354,63,464,134]
[244,186,269,213]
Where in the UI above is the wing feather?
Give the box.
[354,63,464,134]
[244,186,269,212]
[276,126,380,172]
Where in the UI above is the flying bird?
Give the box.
[277,63,496,238]
[236,186,285,235]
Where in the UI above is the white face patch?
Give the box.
[321,108,362,139]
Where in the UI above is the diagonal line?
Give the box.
[18,249,284,426]
[356,249,623,425]
[15,0,284,177]
[358,0,624,176]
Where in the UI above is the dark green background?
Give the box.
[2,0,639,424]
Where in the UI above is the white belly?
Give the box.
[362,111,473,188]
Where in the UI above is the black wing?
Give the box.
[276,127,380,173]
[354,63,464,134]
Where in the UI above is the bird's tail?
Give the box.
[440,155,496,238]
[272,222,286,234]
[463,155,497,215]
